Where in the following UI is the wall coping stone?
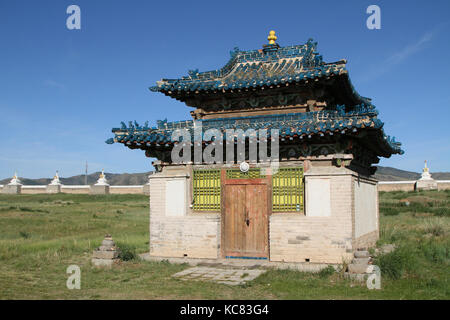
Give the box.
[149,173,190,180]
[110,185,143,188]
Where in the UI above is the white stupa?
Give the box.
[95,169,109,186]
[8,172,22,185]
[416,160,437,190]
[419,160,432,180]
[2,172,22,194]
[49,171,62,185]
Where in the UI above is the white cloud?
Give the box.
[360,29,436,82]
[44,79,66,90]
[386,32,434,65]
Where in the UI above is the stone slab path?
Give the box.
[172,266,266,286]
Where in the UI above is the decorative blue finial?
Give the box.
[229,47,240,58]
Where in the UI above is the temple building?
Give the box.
[107,32,403,263]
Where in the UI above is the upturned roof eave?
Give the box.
[149,69,370,108]
[106,106,403,157]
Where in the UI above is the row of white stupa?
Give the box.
[6,170,109,186]
[4,161,438,189]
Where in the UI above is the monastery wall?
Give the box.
[437,181,450,191]
[1,181,448,194]
[270,167,354,264]
[377,180,450,192]
[109,186,144,194]
[0,185,146,194]
[378,181,416,192]
[60,186,90,194]
[21,186,47,194]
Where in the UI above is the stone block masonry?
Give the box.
[46,184,61,194]
[90,185,110,195]
[148,170,220,259]
[91,235,120,267]
[270,167,355,264]
[1,184,22,194]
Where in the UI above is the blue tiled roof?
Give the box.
[106,104,403,156]
[149,39,348,94]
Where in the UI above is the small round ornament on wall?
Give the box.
[239,161,249,173]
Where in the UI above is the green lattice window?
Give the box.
[272,167,304,212]
[225,168,266,179]
[192,169,221,211]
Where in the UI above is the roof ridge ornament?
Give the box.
[267,30,277,45]
[263,30,280,53]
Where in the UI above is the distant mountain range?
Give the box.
[1,167,449,185]
[0,172,154,186]
[373,166,450,181]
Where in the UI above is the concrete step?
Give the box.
[352,257,371,265]
[354,250,370,258]
[347,263,372,274]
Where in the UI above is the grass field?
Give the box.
[0,191,448,299]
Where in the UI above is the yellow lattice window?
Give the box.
[225,168,266,179]
[192,169,221,211]
[272,167,304,212]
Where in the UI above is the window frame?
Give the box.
[191,168,221,212]
[271,167,304,213]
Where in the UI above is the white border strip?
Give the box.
[61,185,90,189]
[378,181,415,184]
[110,186,143,188]
[22,185,47,189]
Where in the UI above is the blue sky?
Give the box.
[0,0,449,179]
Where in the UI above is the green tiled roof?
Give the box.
[150,39,346,93]
[106,104,403,157]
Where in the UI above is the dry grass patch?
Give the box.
[0,192,449,300]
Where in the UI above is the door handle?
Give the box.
[245,209,250,226]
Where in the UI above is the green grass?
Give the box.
[0,191,449,299]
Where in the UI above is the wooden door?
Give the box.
[223,183,268,258]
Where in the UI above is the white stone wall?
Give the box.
[21,186,47,194]
[354,179,378,238]
[269,167,355,264]
[2,180,448,194]
[305,177,331,217]
[377,181,415,192]
[60,186,90,194]
[148,168,220,259]
[109,186,143,194]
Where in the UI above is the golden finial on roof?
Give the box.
[268,30,277,45]
[100,169,105,179]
